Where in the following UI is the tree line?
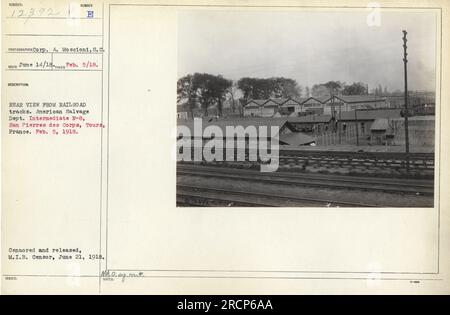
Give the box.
[177,73,384,118]
[177,73,232,117]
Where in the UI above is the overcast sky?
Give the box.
[178,9,437,92]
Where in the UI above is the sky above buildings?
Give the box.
[178,9,437,93]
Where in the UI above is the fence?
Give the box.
[314,125,369,146]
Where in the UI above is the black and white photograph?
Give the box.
[176,8,437,208]
[3,0,449,296]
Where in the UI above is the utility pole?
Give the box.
[354,109,359,146]
[402,30,410,172]
[339,102,342,144]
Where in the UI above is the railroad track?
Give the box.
[177,164,434,196]
[177,184,379,207]
[278,148,434,161]
[179,148,434,172]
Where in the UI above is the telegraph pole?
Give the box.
[354,109,359,146]
[402,30,410,172]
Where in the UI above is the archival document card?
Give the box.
[1,0,450,294]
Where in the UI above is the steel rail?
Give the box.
[177,184,379,207]
[177,165,434,195]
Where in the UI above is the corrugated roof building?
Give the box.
[323,95,389,116]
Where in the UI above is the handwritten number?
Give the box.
[11,7,60,18]
[47,8,60,16]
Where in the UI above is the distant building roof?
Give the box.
[178,117,319,145]
[334,95,386,103]
[246,97,332,108]
[279,132,315,146]
[288,115,333,124]
[245,99,268,107]
[370,118,389,131]
[271,98,289,105]
[393,116,435,121]
[263,99,281,108]
[177,117,292,137]
[339,109,402,121]
[245,95,387,108]
[311,96,332,103]
[281,98,308,106]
